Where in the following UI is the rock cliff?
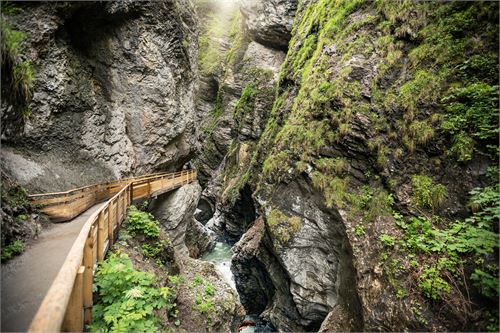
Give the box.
[198,0,499,332]
[1,1,198,191]
[1,0,498,332]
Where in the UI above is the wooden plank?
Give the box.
[97,212,105,262]
[61,266,85,332]
[83,233,93,325]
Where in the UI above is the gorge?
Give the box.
[1,0,499,332]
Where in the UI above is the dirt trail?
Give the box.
[1,203,105,332]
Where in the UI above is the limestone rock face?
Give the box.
[240,0,298,50]
[150,182,215,257]
[1,0,198,191]
[232,179,363,332]
[185,218,216,258]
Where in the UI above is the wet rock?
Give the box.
[240,0,298,50]
[255,179,363,331]
[193,196,215,224]
[232,218,274,314]
[185,218,216,258]
[232,217,303,332]
[150,182,210,256]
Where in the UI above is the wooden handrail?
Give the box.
[29,170,196,222]
[27,170,197,333]
[28,171,171,198]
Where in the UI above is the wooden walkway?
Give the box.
[1,170,196,333]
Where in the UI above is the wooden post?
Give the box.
[129,184,133,204]
[108,203,114,246]
[117,194,121,223]
[97,212,105,261]
[83,231,94,324]
[62,266,85,332]
[122,193,126,223]
[122,192,127,222]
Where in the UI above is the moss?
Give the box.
[234,84,257,118]
[225,11,247,67]
[267,208,301,246]
[1,183,30,207]
[313,157,347,175]
[252,7,498,302]
[1,22,34,117]
[349,186,394,223]
[398,70,441,117]
[310,172,348,208]
[262,151,291,183]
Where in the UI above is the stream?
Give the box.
[201,241,236,289]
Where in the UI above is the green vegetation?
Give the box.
[197,4,240,75]
[1,19,34,118]
[379,234,395,247]
[411,175,447,212]
[349,186,394,223]
[1,240,24,262]
[1,182,30,207]
[254,1,498,210]
[310,172,348,208]
[1,2,23,16]
[127,206,160,238]
[418,265,451,300]
[393,183,499,301]
[190,274,216,324]
[441,83,499,161]
[142,242,162,258]
[89,252,178,332]
[266,208,301,245]
[233,84,257,127]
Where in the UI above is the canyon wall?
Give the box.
[1,1,198,192]
[197,0,499,332]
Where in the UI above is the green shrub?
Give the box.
[127,206,160,238]
[471,268,500,297]
[441,83,499,161]
[395,183,499,300]
[142,243,162,258]
[1,240,24,262]
[411,175,447,212]
[379,234,395,247]
[468,184,500,227]
[89,252,177,332]
[418,265,451,300]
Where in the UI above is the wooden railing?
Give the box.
[27,170,197,333]
[29,171,196,222]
